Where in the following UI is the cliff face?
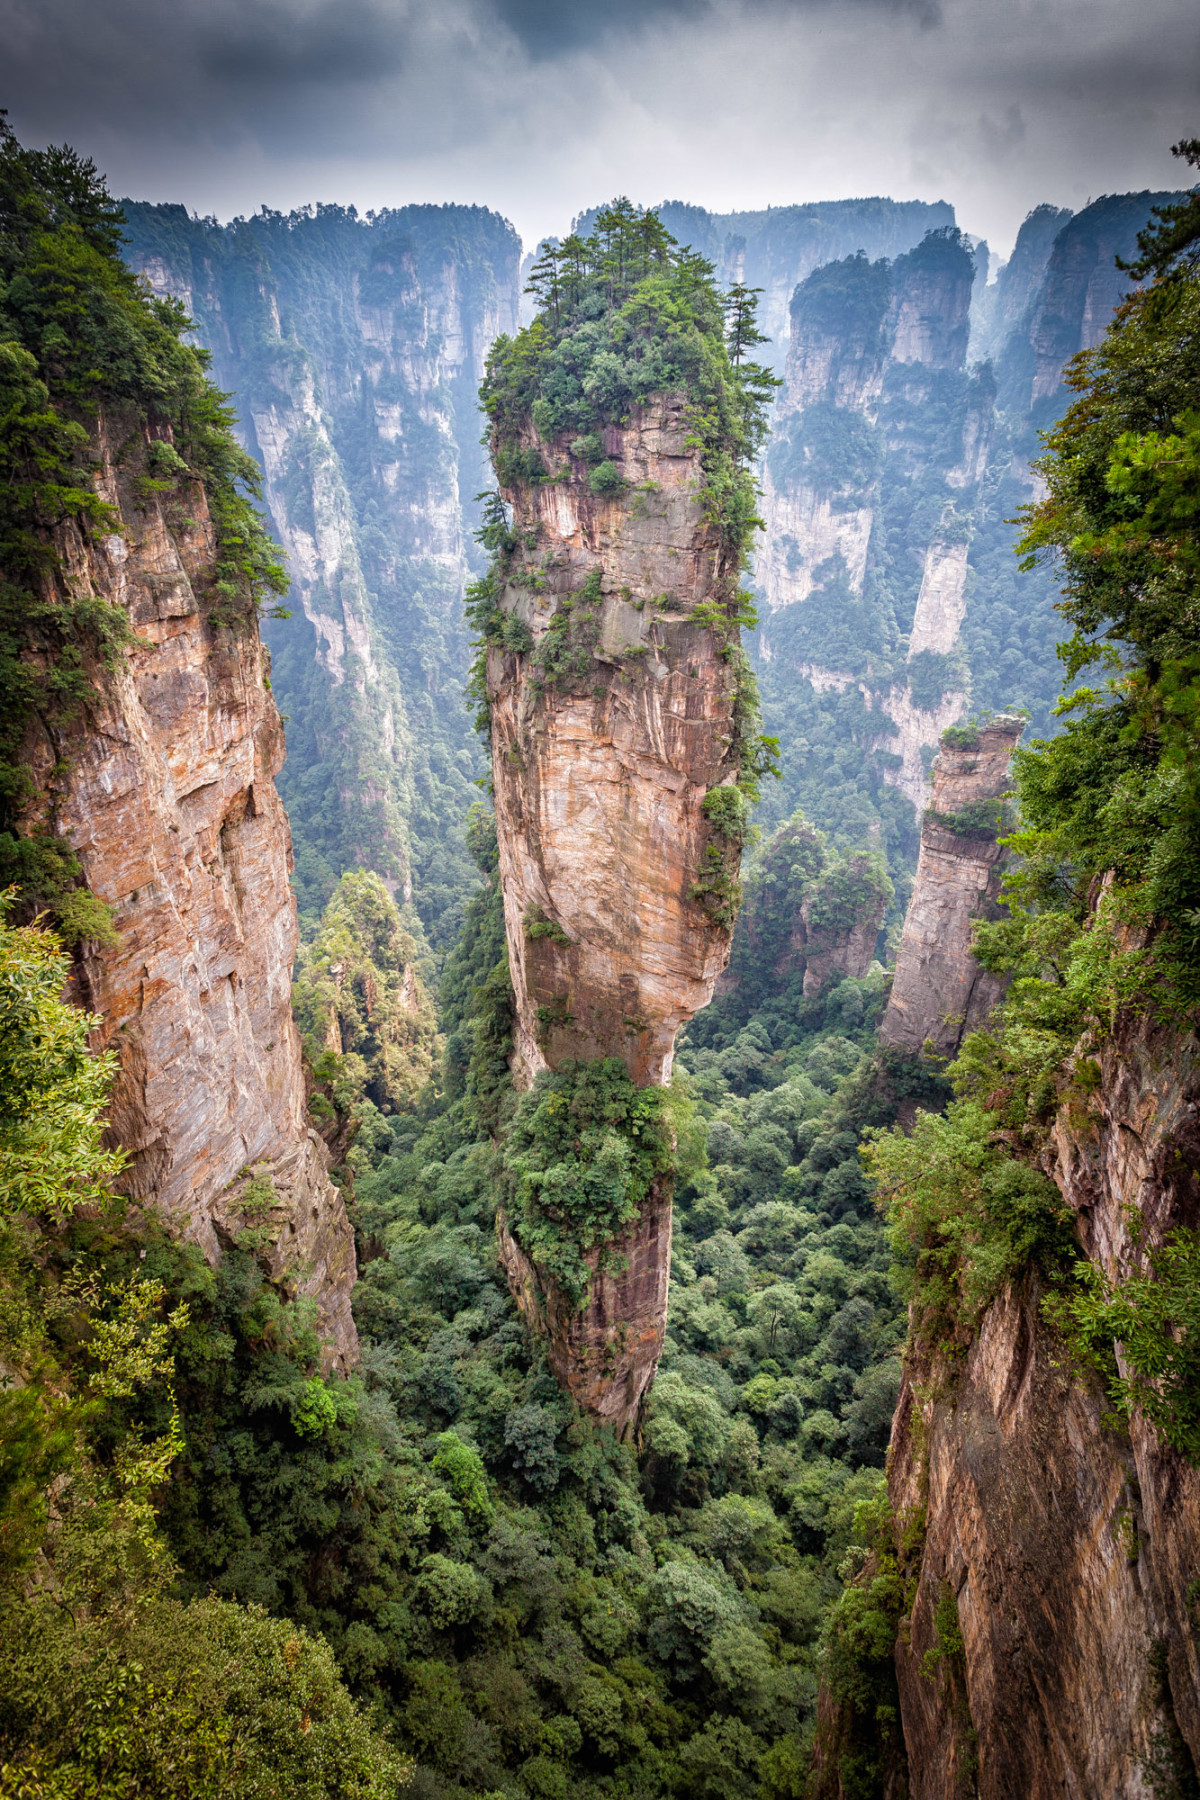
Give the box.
[122,203,522,941]
[757,233,981,820]
[887,1012,1200,1797]
[879,719,1021,1058]
[543,199,955,369]
[488,396,745,1430]
[21,413,357,1367]
[751,191,1185,866]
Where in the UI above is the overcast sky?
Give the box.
[4,0,1197,258]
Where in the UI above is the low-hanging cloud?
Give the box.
[1,0,1195,253]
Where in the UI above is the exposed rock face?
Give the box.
[800,889,886,999]
[22,413,357,1367]
[122,202,522,925]
[1027,192,1183,404]
[887,1011,1200,1797]
[498,1186,672,1434]
[880,718,1022,1057]
[489,397,742,1092]
[967,203,1072,366]
[488,395,744,1430]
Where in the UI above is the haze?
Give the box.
[4,0,1198,256]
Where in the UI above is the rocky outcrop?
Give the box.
[498,1189,672,1434]
[1027,192,1183,404]
[21,412,357,1367]
[488,395,746,1430]
[800,889,886,998]
[887,1011,1200,1797]
[879,718,1022,1057]
[967,203,1072,367]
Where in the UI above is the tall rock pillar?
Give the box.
[485,396,749,1432]
[880,716,1023,1059]
[21,415,359,1369]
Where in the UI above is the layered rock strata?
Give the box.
[488,396,745,1430]
[879,718,1022,1058]
[21,414,358,1367]
[888,1012,1200,1797]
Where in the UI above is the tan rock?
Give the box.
[488,395,744,1432]
[21,412,357,1369]
[888,1010,1200,1794]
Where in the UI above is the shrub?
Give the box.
[864,1099,1075,1334]
[0,1594,410,1799]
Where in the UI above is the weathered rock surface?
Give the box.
[888,1010,1200,1797]
[489,395,744,1430]
[879,719,1022,1057]
[21,412,357,1367]
[498,1184,672,1433]
[490,397,742,1093]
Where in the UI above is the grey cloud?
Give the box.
[0,0,1194,255]
[201,0,410,85]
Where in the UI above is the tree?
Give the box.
[1119,137,1200,281]
[723,283,768,366]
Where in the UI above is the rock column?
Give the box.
[879,716,1023,1059]
[486,395,745,1430]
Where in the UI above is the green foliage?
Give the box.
[907,648,966,711]
[0,898,124,1225]
[501,1060,679,1306]
[483,200,774,560]
[811,1485,906,1797]
[939,724,981,750]
[920,1582,965,1680]
[865,1100,1075,1337]
[524,907,572,944]
[0,1595,410,1798]
[587,459,625,496]
[531,569,604,693]
[293,870,439,1117]
[1046,1227,1200,1460]
[923,796,1015,840]
[1011,232,1200,1004]
[0,122,287,938]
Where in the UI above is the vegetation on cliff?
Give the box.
[482,199,776,559]
[118,195,522,949]
[293,869,440,1118]
[0,121,286,939]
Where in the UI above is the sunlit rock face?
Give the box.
[487,395,747,1432]
[488,396,743,1093]
[21,412,357,1368]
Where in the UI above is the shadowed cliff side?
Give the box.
[473,203,775,1432]
[879,716,1022,1059]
